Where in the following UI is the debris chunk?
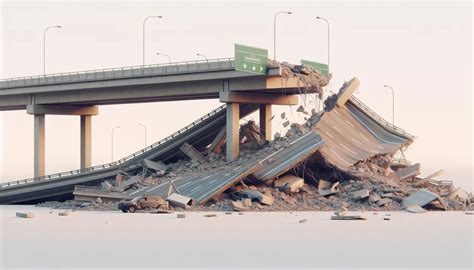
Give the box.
[402,189,447,210]
[167,193,195,209]
[352,189,370,200]
[318,180,340,196]
[204,214,217,218]
[177,213,186,219]
[274,175,304,194]
[299,219,308,223]
[180,142,208,163]
[331,213,367,220]
[282,120,290,128]
[16,212,35,218]
[376,198,392,207]
[406,205,428,214]
[58,211,70,216]
[143,159,169,175]
[232,200,248,211]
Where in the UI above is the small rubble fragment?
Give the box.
[177,213,186,219]
[352,189,369,201]
[16,212,35,218]
[318,180,340,196]
[58,211,70,216]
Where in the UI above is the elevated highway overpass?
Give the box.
[0,58,303,178]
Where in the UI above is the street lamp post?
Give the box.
[138,123,147,148]
[196,53,208,61]
[143,15,163,66]
[43,25,62,75]
[316,16,330,72]
[384,85,395,126]
[156,52,171,63]
[111,126,120,162]
[273,11,292,61]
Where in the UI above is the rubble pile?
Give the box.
[36,74,473,214]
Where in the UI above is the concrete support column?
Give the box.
[34,114,45,178]
[80,115,92,170]
[259,104,272,141]
[226,103,240,161]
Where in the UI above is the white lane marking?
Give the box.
[324,130,334,139]
[330,148,352,166]
[179,181,193,189]
[130,187,147,195]
[209,179,218,184]
[334,109,341,117]
[345,120,355,128]
[333,125,342,134]
[190,185,202,192]
[360,132,370,142]
[260,141,324,179]
[339,143,359,156]
[351,138,362,145]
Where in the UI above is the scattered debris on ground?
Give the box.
[16,212,35,218]
[34,66,473,214]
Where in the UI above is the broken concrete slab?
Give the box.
[180,142,207,163]
[318,180,340,196]
[393,163,420,180]
[101,180,114,192]
[402,189,447,210]
[143,159,168,175]
[331,213,367,220]
[232,200,248,211]
[406,205,428,214]
[16,212,35,218]
[166,193,195,209]
[116,176,141,192]
[177,213,186,219]
[242,198,252,208]
[376,198,392,207]
[369,193,382,203]
[274,175,304,193]
[352,189,370,200]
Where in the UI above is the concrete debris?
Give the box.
[274,175,304,194]
[232,200,248,211]
[296,105,305,112]
[413,170,444,187]
[143,159,169,175]
[180,142,208,163]
[204,214,217,218]
[242,198,252,208]
[383,215,391,221]
[167,193,195,209]
[352,189,370,200]
[318,180,340,196]
[208,127,226,154]
[116,176,141,193]
[406,205,428,214]
[280,112,286,119]
[231,189,274,206]
[177,213,186,219]
[369,194,381,203]
[101,180,115,192]
[376,198,392,207]
[240,120,264,145]
[299,219,308,223]
[402,189,447,211]
[282,120,290,128]
[16,212,35,218]
[96,197,103,204]
[393,163,421,180]
[331,212,367,220]
[58,211,70,216]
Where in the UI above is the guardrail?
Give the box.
[0,104,227,190]
[392,157,411,167]
[427,179,453,187]
[349,96,415,140]
[0,57,235,89]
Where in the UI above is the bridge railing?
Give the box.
[0,104,227,190]
[0,58,235,89]
[349,96,415,140]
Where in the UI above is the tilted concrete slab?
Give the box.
[251,132,325,182]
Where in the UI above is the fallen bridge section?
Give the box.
[251,132,325,182]
[315,78,414,171]
[0,104,258,204]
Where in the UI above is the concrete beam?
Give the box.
[34,115,45,178]
[80,115,92,170]
[219,91,298,105]
[337,78,360,107]
[226,103,240,161]
[27,105,98,115]
[259,104,272,141]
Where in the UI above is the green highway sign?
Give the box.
[235,44,268,74]
[301,59,329,76]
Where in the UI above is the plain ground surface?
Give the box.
[0,205,473,270]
